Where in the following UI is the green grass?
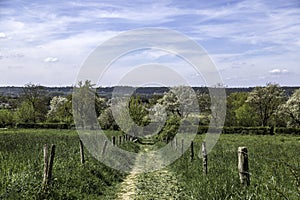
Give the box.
[0,129,139,199]
[167,134,300,199]
[1,129,299,199]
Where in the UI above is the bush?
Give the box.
[0,109,15,128]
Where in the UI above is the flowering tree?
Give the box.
[279,89,300,127]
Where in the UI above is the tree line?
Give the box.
[0,81,299,130]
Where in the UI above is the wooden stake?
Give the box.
[47,144,56,182]
[202,141,208,175]
[238,147,250,185]
[190,141,194,161]
[102,140,108,156]
[181,139,184,155]
[79,140,85,164]
[43,144,49,185]
[112,136,116,146]
[119,135,122,145]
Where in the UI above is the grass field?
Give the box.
[0,129,299,199]
[0,129,139,199]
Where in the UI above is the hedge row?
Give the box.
[197,126,300,135]
[15,123,75,129]
[9,123,300,135]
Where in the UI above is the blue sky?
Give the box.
[0,0,299,87]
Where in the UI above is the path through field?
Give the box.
[116,145,182,200]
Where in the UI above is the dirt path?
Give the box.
[116,145,182,200]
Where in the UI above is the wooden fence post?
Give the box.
[181,139,184,155]
[102,140,108,156]
[43,144,55,186]
[43,144,49,185]
[238,147,250,185]
[112,136,116,146]
[174,137,177,150]
[202,141,208,175]
[79,140,85,164]
[119,136,121,144]
[47,144,56,182]
[190,141,194,161]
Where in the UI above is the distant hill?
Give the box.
[0,86,298,98]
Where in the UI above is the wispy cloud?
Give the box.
[269,68,289,75]
[0,32,6,38]
[0,0,299,86]
[44,57,59,63]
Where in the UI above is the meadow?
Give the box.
[0,129,299,199]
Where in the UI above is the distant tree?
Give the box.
[0,109,14,127]
[98,108,117,130]
[19,83,49,123]
[279,89,300,127]
[128,95,149,126]
[15,101,35,123]
[72,80,98,128]
[246,83,285,126]
[158,86,198,118]
[225,92,259,126]
[47,95,73,124]
[235,103,259,127]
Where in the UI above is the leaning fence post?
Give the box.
[190,141,194,161]
[238,147,250,185]
[102,140,108,156]
[79,140,85,164]
[202,141,208,175]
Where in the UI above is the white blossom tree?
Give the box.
[279,89,300,127]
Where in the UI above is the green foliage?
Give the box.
[98,108,117,130]
[72,80,98,129]
[235,104,259,127]
[157,115,180,140]
[0,109,15,127]
[128,95,149,126]
[19,83,49,123]
[15,101,35,123]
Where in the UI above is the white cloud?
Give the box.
[44,57,59,63]
[0,32,6,38]
[269,68,289,75]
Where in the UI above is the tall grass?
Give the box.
[167,134,300,199]
[0,129,138,199]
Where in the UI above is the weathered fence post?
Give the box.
[43,144,55,186]
[238,147,250,185]
[79,140,84,164]
[119,136,122,145]
[102,140,108,156]
[190,141,194,161]
[47,144,56,182]
[174,137,177,150]
[202,141,208,175]
[43,144,49,185]
[112,136,116,146]
[181,139,184,155]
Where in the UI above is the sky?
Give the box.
[0,0,299,87]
